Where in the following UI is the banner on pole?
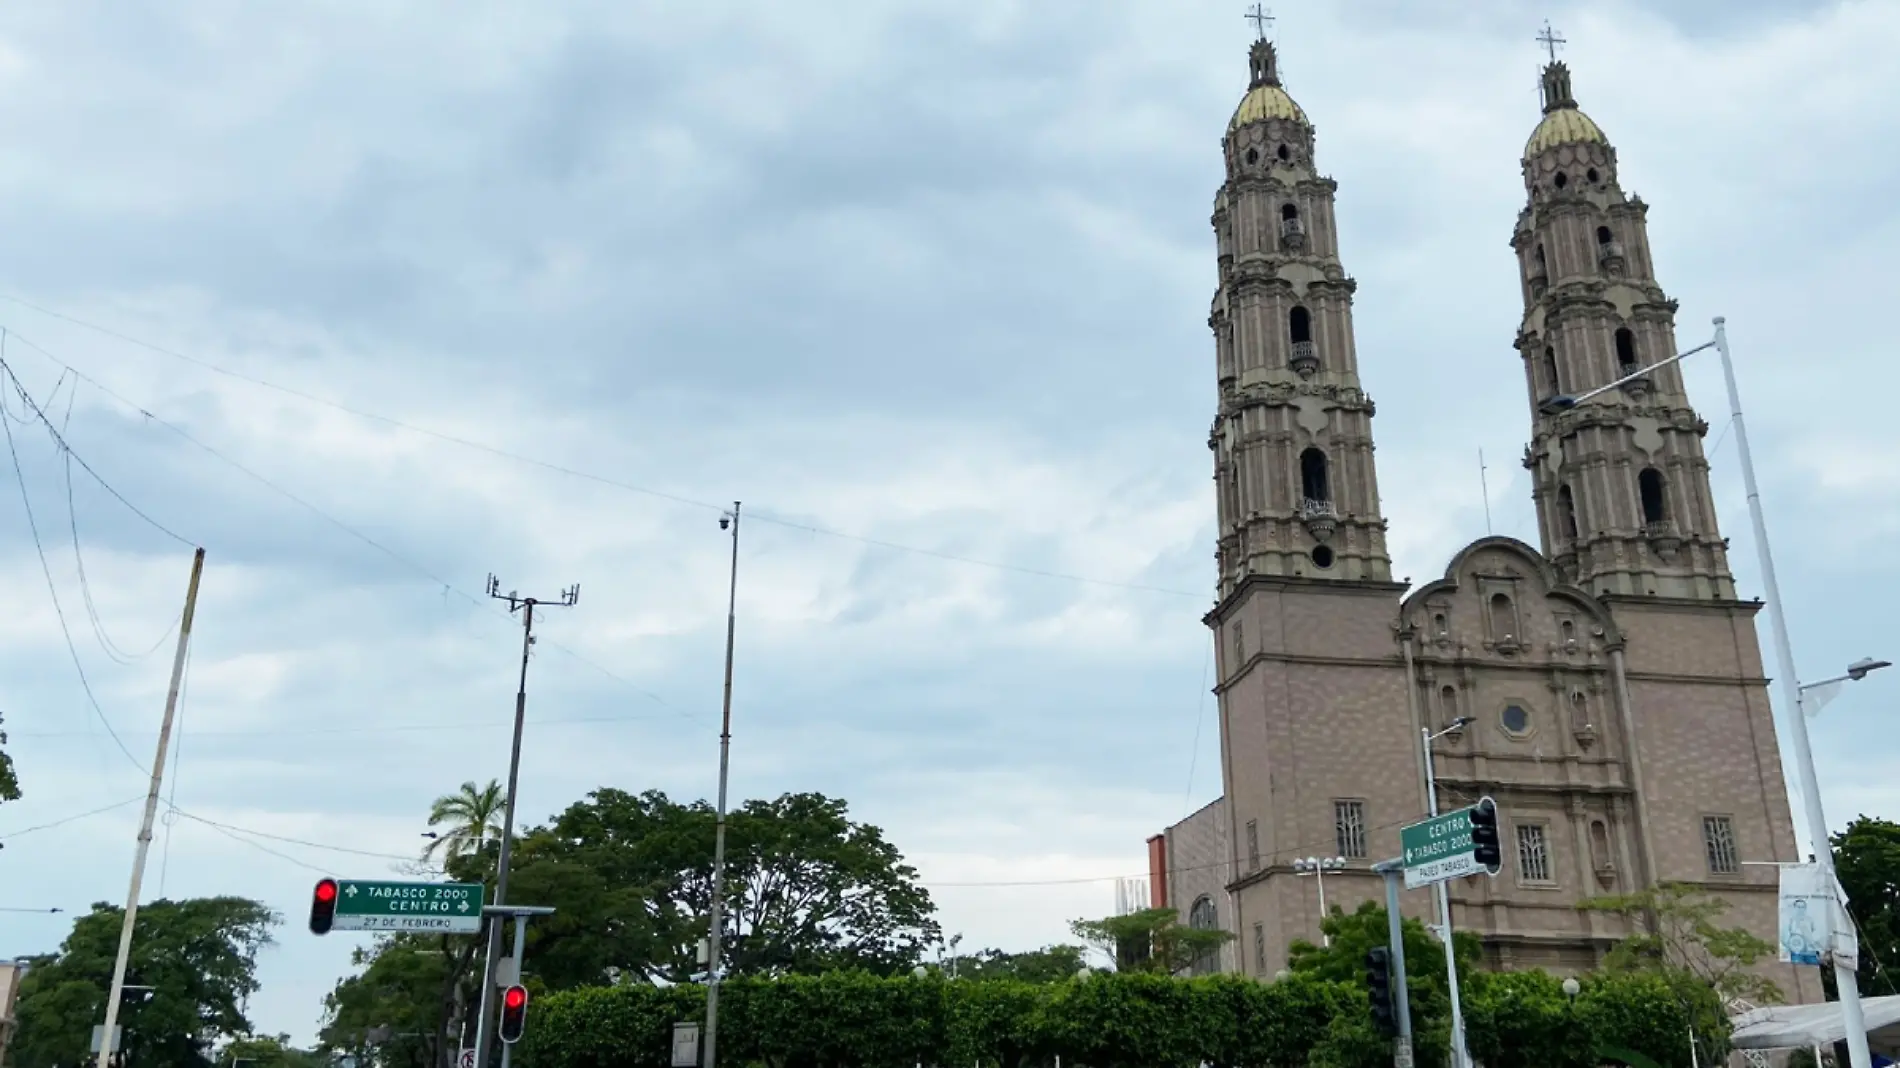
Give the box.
[1777,862,1858,969]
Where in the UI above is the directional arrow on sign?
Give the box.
[458,900,469,912]
[345,885,359,897]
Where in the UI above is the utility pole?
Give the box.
[703,503,741,1068]
[96,548,205,1068]
[471,576,578,1068]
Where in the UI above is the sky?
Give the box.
[1,0,1897,1046]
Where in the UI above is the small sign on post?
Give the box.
[671,1022,701,1068]
[458,1050,476,1068]
[90,1026,122,1055]
[328,880,486,934]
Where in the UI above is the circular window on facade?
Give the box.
[1501,703,1532,736]
[1312,546,1335,569]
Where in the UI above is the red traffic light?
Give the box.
[499,984,529,1044]
[309,878,340,935]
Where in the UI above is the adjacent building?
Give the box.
[1153,32,1817,1001]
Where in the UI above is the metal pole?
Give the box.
[498,917,529,1068]
[1713,318,1871,1068]
[475,602,537,1068]
[1421,728,1470,1068]
[1316,866,1330,946]
[704,503,742,1068]
[96,548,205,1068]
[1381,866,1415,1067]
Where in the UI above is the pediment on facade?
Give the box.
[1401,535,1623,653]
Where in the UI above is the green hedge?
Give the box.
[517,969,1726,1068]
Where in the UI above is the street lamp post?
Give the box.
[1543,319,1888,1068]
[1291,856,1347,945]
[1421,715,1475,1068]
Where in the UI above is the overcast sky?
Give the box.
[1,0,1896,1045]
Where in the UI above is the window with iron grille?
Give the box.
[1335,800,1367,859]
[1516,823,1552,883]
[1247,820,1260,872]
[1703,815,1740,875]
[1188,896,1219,975]
[1253,922,1266,974]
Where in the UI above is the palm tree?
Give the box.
[423,779,505,862]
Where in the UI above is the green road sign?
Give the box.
[1401,807,1486,889]
[331,880,485,933]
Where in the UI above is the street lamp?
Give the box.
[1292,856,1348,945]
[1800,659,1890,719]
[1421,716,1476,1068]
[1544,318,1881,1068]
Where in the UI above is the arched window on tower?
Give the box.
[1288,306,1317,373]
[1557,484,1580,540]
[1540,346,1561,396]
[1638,468,1668,526]
[1300,448,1331,510]
[1530,245,1549,294]
[1440,684,1458,721]
[1280,202,1305,248]
[1597,225,1623,271]
[1615,328,1638,372]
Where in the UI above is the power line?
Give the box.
[167,807,421,863]
[0,299,1201,599]
[0,363,154,778]
[3,328,699,720]
[0,795,144,841]
[61,383,178,665]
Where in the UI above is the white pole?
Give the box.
[1315,866,1329,946]
[96,548,205,1068]
[1713,318,1871,1068]
[1421,728,1470,1068]
[704,503,742,1068]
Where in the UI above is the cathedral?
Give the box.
[1145,33,1819,1001]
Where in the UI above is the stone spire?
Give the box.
[1512,58,1736,600]
[1208,40,1390,595]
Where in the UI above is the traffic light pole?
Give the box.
[1420,728,1470,1068]
[473,579,578,1068]
[485,903,553,1068]
[1372,859,1414,1068]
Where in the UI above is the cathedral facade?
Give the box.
[1147,37,1818,1000]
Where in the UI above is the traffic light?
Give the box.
[1365,946,1396,1036]
[309,878,339,935]
[1469,797,1502,873]
[499,985,529,1044]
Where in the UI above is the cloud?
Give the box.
[0,0,1895,1045]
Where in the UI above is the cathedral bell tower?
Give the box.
[1514,59,1736,600]
[1209,36,1392,594]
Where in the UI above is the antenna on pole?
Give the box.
[1479,450,1493,535]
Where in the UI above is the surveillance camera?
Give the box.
[719,517,731,530]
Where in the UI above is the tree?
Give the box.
[942,945,1088,982]
[320,934,480,1068]
[1833,815,1900,997]
[0,710,20,806]
[1584,882,1782,1006]
[1068,908,1232,974]
[218,1034,324,1068]
[424,779,504,863]
[9,897,277,1068]
[513,787,940,985]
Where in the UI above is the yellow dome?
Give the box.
[1229,84,1308,132]
[1524,106,1607,158]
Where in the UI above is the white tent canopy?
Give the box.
[1729,995,1900,1058]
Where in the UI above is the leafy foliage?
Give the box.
[218,1033,325,1068]
[940,945,1087,983]
[320,932,484,1068]
[424,779,505,863]
[1068,907,1232,974]
[1833,815,1900,997]
[511,788,939,986]
[9,897,277,1068]
[515,970,1725,1068]
[0,711,20,806]
[1583,882,1782,1005]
